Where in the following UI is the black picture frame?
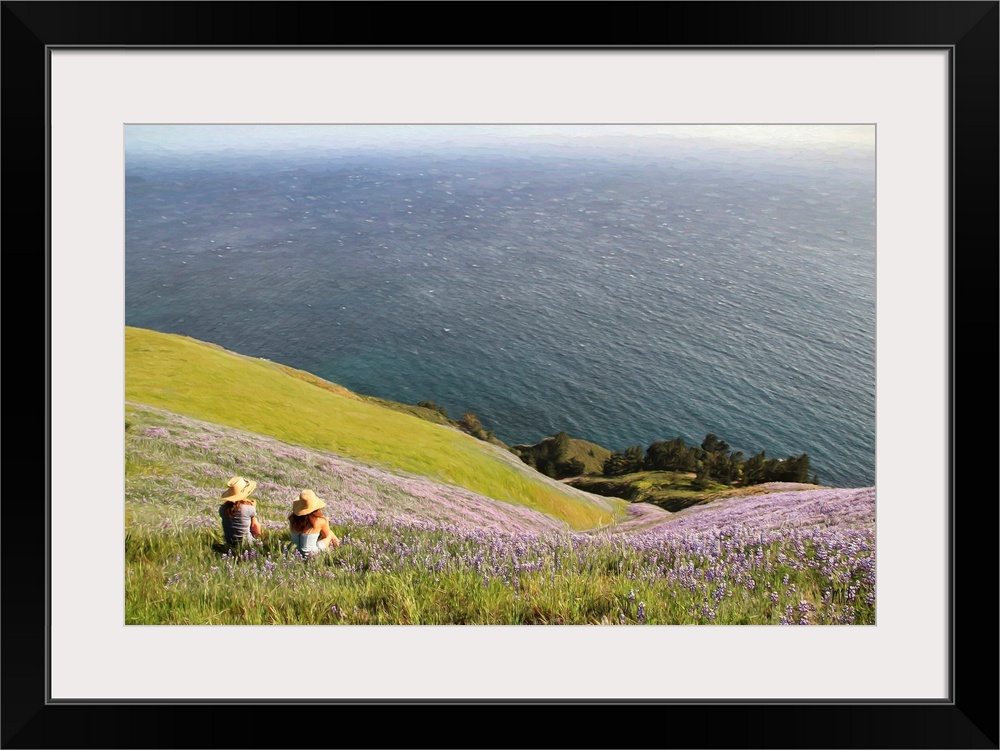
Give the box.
[3,2,997,748]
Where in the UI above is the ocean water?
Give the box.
[125,149,875,488]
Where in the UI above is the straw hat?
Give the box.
[221,476,257,502]
[292,489,326,516]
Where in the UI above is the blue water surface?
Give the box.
[125,149,875,488]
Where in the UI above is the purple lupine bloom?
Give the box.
[130,415,876,622]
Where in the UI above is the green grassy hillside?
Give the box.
[125,326,623,530]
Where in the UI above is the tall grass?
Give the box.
[127,511,874,626]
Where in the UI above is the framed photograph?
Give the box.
[4,2,996,748]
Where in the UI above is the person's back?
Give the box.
[288,489,340,556]
[289,530,321,555]
[220,501,257,544]
[218,476,262,545]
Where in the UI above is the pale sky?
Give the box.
[125,124,874,157]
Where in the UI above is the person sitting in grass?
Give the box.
[288,489,340,556]
[219,476,262,546]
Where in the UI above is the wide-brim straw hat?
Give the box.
[292,489,326,516]
[221,476,257,502]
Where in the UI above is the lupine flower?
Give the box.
[130,411,876,625]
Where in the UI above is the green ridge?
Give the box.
[125,326,623,529]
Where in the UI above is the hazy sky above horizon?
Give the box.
[125,124,875,158]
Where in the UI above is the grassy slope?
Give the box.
[124,403,582,535]
[125,326,623,530]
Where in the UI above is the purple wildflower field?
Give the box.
[126,404,875,624]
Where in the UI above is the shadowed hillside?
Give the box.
[511,432,612,477]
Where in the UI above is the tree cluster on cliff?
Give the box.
[512,431,587,479]
[602,432,816,486]
[416,394,818,488]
